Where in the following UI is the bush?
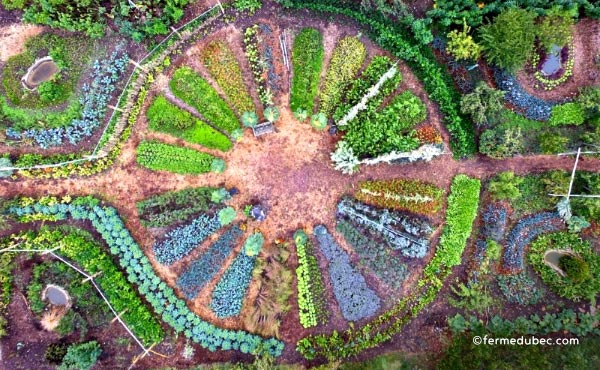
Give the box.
[479,127,523,159]
[177,226,242,299]
[136,140,220,175]
[538,132,569,154]
[201,41,255,114]
[460,82,504,126]
[218,207,236,226]
[319,36,366,117]
[497,271,544,305]
[313,225,381,321]
[58,341,101,370]
[153,213,222,265]
[446,20,480,61]
[170,67,240,134]
[488,172,523,200]
[548,103,585,126]
[559,255,591,283]
[536,8,574,51]
[147,96,232,151]
[355,179,444,215]
[290,28,324,115]
[575,86,600,119]
[233,0,262,13]
[479,9,537,72]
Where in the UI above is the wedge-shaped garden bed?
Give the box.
[290,28,324,115]
[136,140,222,174]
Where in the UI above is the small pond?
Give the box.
[21,56,59,89]
[540,44,562,76]
[43,284,70,306]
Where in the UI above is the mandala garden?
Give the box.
[0,1,599,369]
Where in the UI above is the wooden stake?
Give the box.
[110,308,129,324]
[82,271,103,284]
[566,147,581,203]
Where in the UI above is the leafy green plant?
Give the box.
[242,111,259,128]
[479,127,524,159]
[170,67,240,134]
[201,41,255,115]
[310,113,327,130]
[538,132,569,154]
[497,272,544,305]
[264,106,280,123]
[536,7,574,51]
[290,28,324,115]
[559,255,591,283]
[234,0,262,13]
[136,140,220,174]
[448,282,494,315]
[479,8,537,72]
[58,341,101,370]
[460,82,505,126]
[147,95,232,151]
[548,102,585,126]
[319,36,366,117]
[488,172,523,200]
[218,207,236,226]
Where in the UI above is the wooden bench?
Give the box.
[252,122,274,137]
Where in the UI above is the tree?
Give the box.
[241,111,259,128]
[536,8,574,51]
[447,19,481,61]
[479,8,537,72]
[460,82,505,125]
[488,172,523,200]
[58,341,101,370]
[264,106,280,123]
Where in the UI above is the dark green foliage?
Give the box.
[488,172,523,200]
[559,255,591,283]
[497,271,544,305]
[233,0,262,13]
[538,132,569,154]
[479,127,524,159]
[460,82,505,126]
[290,28,324,115]
[576,86,600,119]
[45,343,68,364]
[448,282,494,315]
[58,341,101,370]
[147,96,232,151]
[136,187,222,228]
[344,91,425,158]
[479,9,537,72]
[536,7,575,51]
[0,252,14,337]
[170,67,240,134]
[136,140,220,174]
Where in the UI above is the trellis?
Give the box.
[0,2,225,173]
[548,147,600,200]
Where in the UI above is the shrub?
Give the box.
[479,127,523,159]
[58,341,101,370]
[201,41,255,114]
[177,226,243,299]
[536,8,574,51]
[234,0,262,13]
[264,106,280,123]
[460,82,505,126]
[210,233,263,318]
[538,132,569,154]
[170,67,240,134]
[241,111,259,128]
[211,158,226,174]
[147,96,232,151]
[290,28,324,114]
[313,225,381,322]
[355,179,444,215]
[575,86,600,119]
[559,255,591,283]
[136,140,220,175]
[446,20,480,61]
[137,187,222,228]
[153,213,222,265]
[479,9,537,72]
[529,232,600,301]
[319,36,366,117]
[488,172,523,200]
[548,103,585,126]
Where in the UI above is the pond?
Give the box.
[540,44,562,76]
[43,284,70,306]
[21,56,59,89]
